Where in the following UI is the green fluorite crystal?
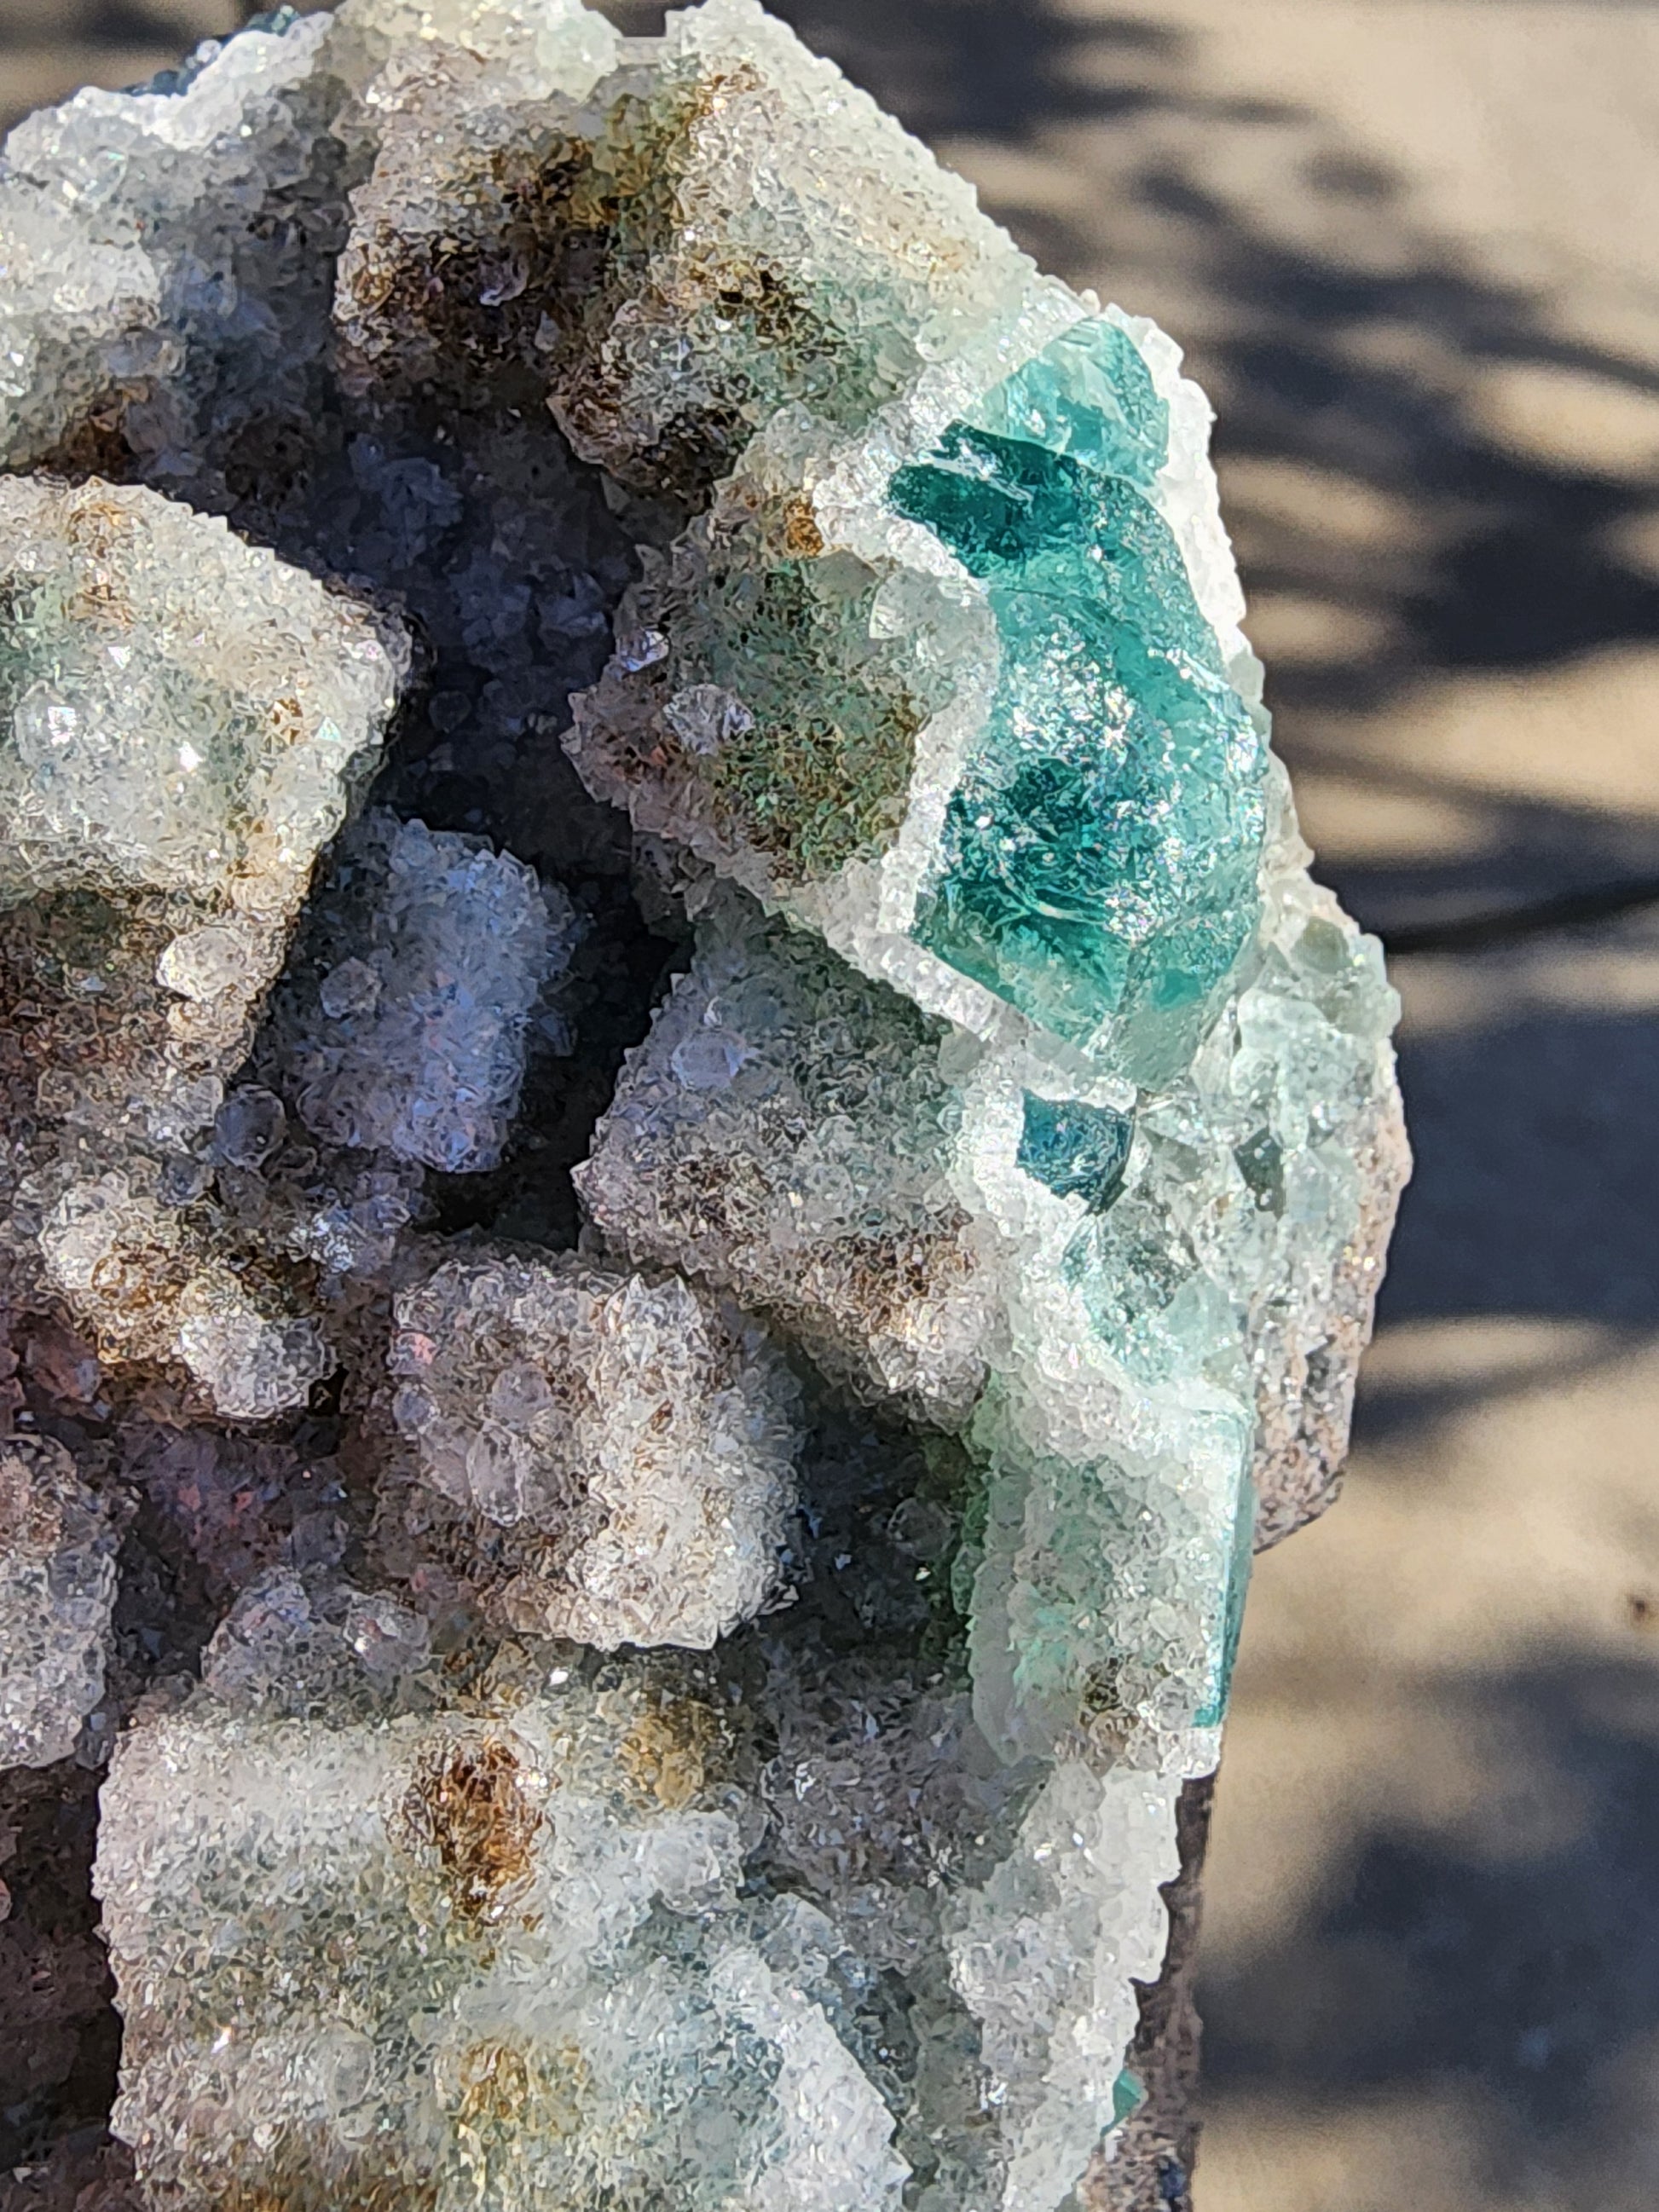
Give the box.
[1016,1093,1135,1213]
[890,322,1269,1074]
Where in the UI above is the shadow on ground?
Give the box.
[1199,1653,1659,2208]
[1382,1004,1659,1326]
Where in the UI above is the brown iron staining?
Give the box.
[616,1673,739,1813]
[781,497,824,558]
[452,2032,590,2145]
[34,394,143,487]
[798,1215,985,1394]
[639,1151,776,1259]
[216,2131,439,2212]
[593,547,927,888]
[43,494,138,634]
[0,887,326,1389]
[400,1734,543,1928]
[706,691,923,887]
[615,1138,985,1423]
[334,55,874,505]
[558,245,861,505]
[0,889,169,1123]
[0,1435,69,1556]
[332,66,684,419]
[335,131,596,407]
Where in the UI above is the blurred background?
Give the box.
[4,3,1659,2206]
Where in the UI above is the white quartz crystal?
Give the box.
[97,1612,909,2212]
[576,910,997,1426]
[0,476,406,1416]
[273,811,581,1173]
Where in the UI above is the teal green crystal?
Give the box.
[1196,1458,1257,1730]
[888,319,1268,1074]
[968,316,1168,491]
[1112,2068,1147,2131]
[1016,1091,1134,1212]
[970,1393,1252,1762]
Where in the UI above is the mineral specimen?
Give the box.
[0,0,1409,2206]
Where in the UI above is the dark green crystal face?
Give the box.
[1016,1092,1133,1213]
[888,319,1268,1072]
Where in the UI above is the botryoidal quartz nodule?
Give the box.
[0,1,1408,2207]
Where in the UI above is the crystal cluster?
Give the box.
[388,1249,800,1648]
[578,914,996,1424]
[0,1434,118,1768]
[0,472,406,1418]
[0,2,1408,2208]
[271,810,581,1174]
[97,1610,912,2212]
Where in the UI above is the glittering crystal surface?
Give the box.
[0,1435,118,1768]
[0,2,1408,2207]
[0,474,406,1418]
[271,811,581,1173]
[388,1247,800,1648]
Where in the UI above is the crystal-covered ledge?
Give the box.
[0,3,1408,2209]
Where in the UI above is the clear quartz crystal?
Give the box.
[271,811,582,1173]
[0,0,1412,2203]
[0,1434,118,1768]
[389,1247,800,1649]
[0,475,407,1415]
[97,1612,910,2212]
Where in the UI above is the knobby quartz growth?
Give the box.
[0,3,1408,2209]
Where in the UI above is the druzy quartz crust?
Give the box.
[0,3,1408,2208]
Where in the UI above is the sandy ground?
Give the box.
[3,3,1659,2207]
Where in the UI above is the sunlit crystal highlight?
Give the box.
[0,475,407,1415]
[273,811,581,1173]
[389,1247,800,1649]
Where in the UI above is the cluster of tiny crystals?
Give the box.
[0,1434,118,1768]
[389,1249,800,1648]
[0,4,1408,2210]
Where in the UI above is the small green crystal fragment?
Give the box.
[1063,1196,1239,1386]
[1196,1458,1257,1729]
[1017,1092,1134,1213]
[1112,2067,1147,2130]
[888,319,1268,1073]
